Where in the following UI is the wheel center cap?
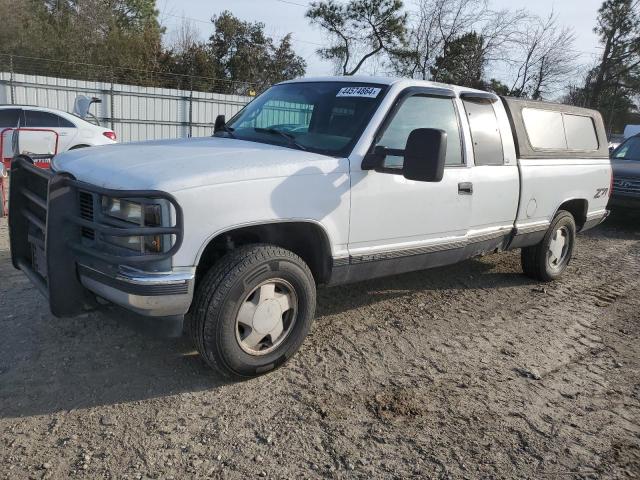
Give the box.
[253,300,282,334]
[550,231,566,261]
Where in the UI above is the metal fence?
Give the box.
[0,71,252,142]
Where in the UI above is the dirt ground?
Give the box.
[0,212,639,480]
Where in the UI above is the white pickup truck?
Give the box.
[10,76,611,378]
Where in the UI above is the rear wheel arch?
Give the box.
[554,198,588,231]
[195,221,334,287]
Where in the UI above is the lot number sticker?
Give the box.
[336,87,382,98]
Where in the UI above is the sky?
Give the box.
[156,0,605,79]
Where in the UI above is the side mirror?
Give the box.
[403,128,447,182]
[214,114,226,133]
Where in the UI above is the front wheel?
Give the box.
[521,210,576,282]
[188,244,316,379]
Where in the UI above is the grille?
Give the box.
[78,191,95,240]
[613,177,640,196]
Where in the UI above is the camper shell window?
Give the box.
[501,97,608,160]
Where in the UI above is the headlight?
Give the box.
[102,198,141,224]
[101,197,163,226]
[100,196,164,253]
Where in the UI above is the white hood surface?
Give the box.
[53,137,345,192]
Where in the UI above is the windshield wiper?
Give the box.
[254,127,307,151]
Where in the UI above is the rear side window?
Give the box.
[522,109,567,149]
[522,108,599,151]
[23,110,76,128]
[564,114,598,150]
[0,109,21,128]
[462,99,504,166]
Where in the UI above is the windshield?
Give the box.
[613,136,640,161]
[220,82,388,156]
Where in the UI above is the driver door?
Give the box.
[348,90,472,269]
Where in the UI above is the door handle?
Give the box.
[458,182,473,195]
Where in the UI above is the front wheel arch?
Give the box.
[195,221,334,287]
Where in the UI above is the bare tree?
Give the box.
[390,0,480,79]
[506,13,576,99]
[170,16,201,55]
[390,0,528,81]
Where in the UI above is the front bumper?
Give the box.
[9,156,189,319]
[78,265,195,317]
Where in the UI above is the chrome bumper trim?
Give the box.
[586,209,609,222]
[79,265,195,317]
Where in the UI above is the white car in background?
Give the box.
[0,105,116,159]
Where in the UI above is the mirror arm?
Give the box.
[361,145,387,170]
[361,153,382,170]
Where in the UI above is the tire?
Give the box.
[69,144,90,150]
[521,210,576,282]
[188,244,316,379]
[0,178,6,218]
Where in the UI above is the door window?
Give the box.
[377,95,463,168]
[0,109,21,128]
[23,110,75,128]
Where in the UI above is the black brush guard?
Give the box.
[9,156,184,317]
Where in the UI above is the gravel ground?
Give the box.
[0,211,639,480]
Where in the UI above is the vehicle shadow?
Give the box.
[0,246,533,420]
[584,208,640,241]
[317,255,535,317]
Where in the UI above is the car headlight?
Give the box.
[100,196,164,253]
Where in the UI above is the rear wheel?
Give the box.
[188,244,316,379]
[521,210,576,282]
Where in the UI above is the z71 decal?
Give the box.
[594,188,609,199]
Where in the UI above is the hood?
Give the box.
[53,137,345,192]
[612,159,640,179]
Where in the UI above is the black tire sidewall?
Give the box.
[540,212,576,280]
[203,253,315,378]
